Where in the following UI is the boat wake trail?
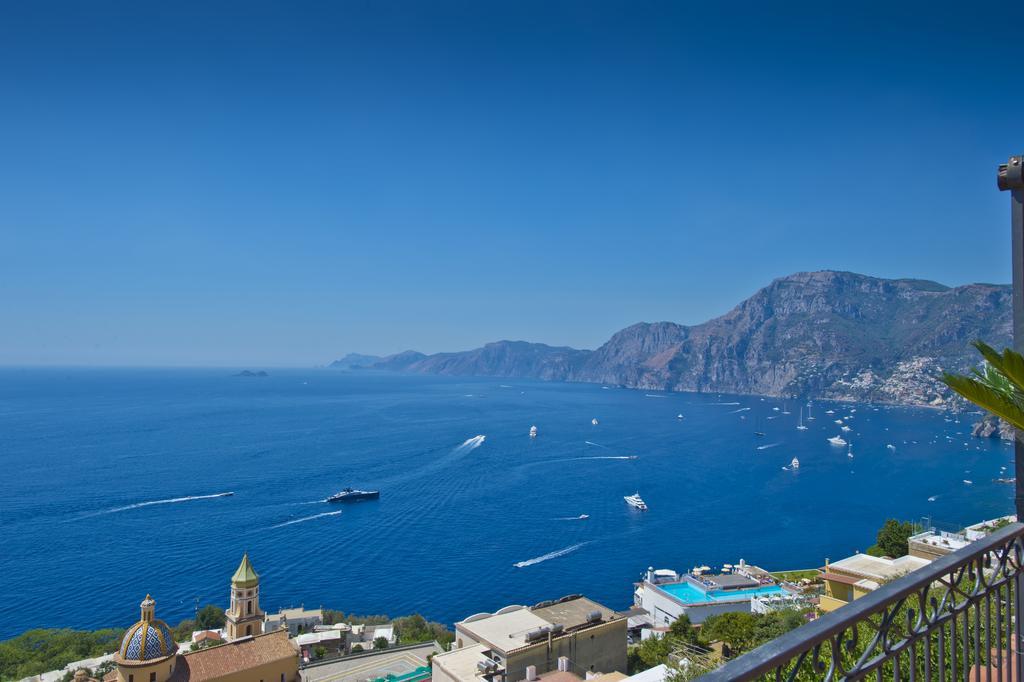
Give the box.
[712,402,741,406]
[756,443,781,450]
[514,542,590,568]
[456,435,486,452]
[268,510,342,530]
[81,492,234,518]
[585,440,610,449]
[729,407,751,414]
[644,394,667,398]
[554,516,589,521]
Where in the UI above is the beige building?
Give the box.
[225,553,264,640]
[433,595,627,682]
[819,553,930,612]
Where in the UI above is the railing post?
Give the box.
[998,155,1024,682]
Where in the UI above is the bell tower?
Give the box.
[225,553,264,640]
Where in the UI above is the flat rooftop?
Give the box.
[828,553,930,582]
[429,643,488,681]
[457,606,552,651]
[531,596,619,629]
[702,574,758,590]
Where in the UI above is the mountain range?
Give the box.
[330,271,1011,406]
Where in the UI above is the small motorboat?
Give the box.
[828,435,848,446]
[676,413,684,420]
[529,425,538,438]
[592,418,599,425]
[327,488,380,503]
[578,514,590,520]
[624,493,648,511]
[790,457,800,470]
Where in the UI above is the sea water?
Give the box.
[0,368,1011,638]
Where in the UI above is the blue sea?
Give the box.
[0,368,1013,640]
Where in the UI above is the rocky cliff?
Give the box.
[331,271,1012,406]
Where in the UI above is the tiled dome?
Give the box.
[119,595,177,662]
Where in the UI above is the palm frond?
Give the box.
[942,373,1024,431]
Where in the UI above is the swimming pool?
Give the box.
[657,580,785,604]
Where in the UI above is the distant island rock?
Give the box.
[234,370,269,377]
[328,270,1011,407]
[971,415,1014,441]
[328,353,383,370]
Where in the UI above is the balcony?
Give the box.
[699,522,1024,680]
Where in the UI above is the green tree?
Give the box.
[195,605,226,630]
[666,614,697,645]
[699,612,758,655]
[0,628,124,680]
[627,635,671,674]
[172,619,196,641]
[314,645,327,659]
[351,644,364,653]
[942,341,1024,429]
[870,519,915,558]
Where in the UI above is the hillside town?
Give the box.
[11,512,1014,682]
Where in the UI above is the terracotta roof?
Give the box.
[821,572,861,586]
[169,629,297,681]
[231,553,260,587]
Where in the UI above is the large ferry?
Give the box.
[624,493,648,511]
[327,488,380,503]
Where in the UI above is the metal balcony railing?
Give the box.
[699,521,1024,681]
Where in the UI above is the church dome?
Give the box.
[118,595,178,662]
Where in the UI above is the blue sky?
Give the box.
[1,1,1021,366]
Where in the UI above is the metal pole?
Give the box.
[998,154,1024,682]
[999,157,1024,519]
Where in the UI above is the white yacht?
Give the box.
[827,435,848,446]
[841,425,852,432]
[677,413,684,420]
[790,457,800,469]
[624,493,648,511]
[529,425,538,438]
[592,418,599,425]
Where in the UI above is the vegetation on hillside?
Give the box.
[866,519,916,558]
[0,628,123,681]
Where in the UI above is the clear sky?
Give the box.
[1,1,1021,367]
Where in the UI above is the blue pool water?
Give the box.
[0,368,1012,639]
[658,581,786,604]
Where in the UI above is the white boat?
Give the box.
[825,409,835,415]
[677,413,684,420]
[964,480,973,485]
[834,419,844,424]
[847,444,854,459]
[592,418,599,425]
[790,457,800,469]
[886,444,896,451]
[841,425,852,432]
[529,425,538,438]
[624,493,648,511]
[828,435,848,446]
[797,408,808,431]
[578,514,590,520]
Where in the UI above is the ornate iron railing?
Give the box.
[699,522,1024,681]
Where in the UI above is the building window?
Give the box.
[247,624,252,636]
[150,673,157,682]
[248,601,253,614]
[128,676,133,682]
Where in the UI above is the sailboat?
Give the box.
[847,443,854,459]
[797,407,808,431]
[807,404,815,421]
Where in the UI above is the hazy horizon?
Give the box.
[2,1,1020,367]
